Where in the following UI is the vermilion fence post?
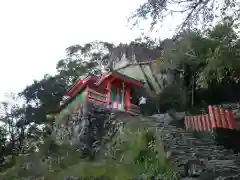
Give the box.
[190,116,194,130]
[229,109,237,129]
[186,116,191,130]
[206,114,212,131]
[219,107,228,129]
[184,106,237,132]
[195,116,199,131]
[196,116,200,131]
[198,115,203,131]
[214,106,223,128]
[225,109,233,129]
[225,109,237,129]
[193,116,197,131]
[184,116,189,130]
[209,105,217,128]
[202,114,207,131]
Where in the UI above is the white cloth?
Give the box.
[139,96,146,105]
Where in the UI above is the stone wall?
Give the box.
[139,115,240,180]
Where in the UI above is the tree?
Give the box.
[19,41,115,126]
[198,17,240,86]
[129,0,240,33]
[62,41,115,75]
[157,17,240,106]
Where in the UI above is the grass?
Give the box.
[1,117,179,180]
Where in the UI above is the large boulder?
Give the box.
[151,111,185,125]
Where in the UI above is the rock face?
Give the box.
[53,102,120,158]
[140,114,240,180]
[53,103,101,152]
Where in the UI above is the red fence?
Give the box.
[184,106,237,131]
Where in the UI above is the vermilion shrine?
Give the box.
[55,71,144,121]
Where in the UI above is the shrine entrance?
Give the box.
[110,85,125,111]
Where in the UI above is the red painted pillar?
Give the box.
[125,86,131,112]
[116,88,119,109]
[85,86,89,101]
[106,81,111,108]
[60,113,63,122]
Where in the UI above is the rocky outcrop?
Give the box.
[53,102,120,159]
[140,115,240,180]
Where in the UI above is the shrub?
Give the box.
[51,121,179,180]
[1,119,179,180]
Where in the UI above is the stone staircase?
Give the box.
[138,116,240,180]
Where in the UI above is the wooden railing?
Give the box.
[86,89,140,116]
[87,89,107,105]
[185,105,237,132]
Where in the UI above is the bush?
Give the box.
[149,85,187,114]
[51,121,179,180]
[1,119,179,180]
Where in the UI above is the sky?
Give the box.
[0,0,181,102]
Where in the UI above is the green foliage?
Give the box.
[0,121,178,180]
[153,18,240,107]
[152,85,187,112]
[19,41,114,126]
[129,0,239,32]
[52,122,178,180]
[4,15,240,178]
[174,19,240,88]
[0,137,83,180]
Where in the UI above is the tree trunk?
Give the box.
[139,64,156,93]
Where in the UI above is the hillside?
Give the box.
[2,111,240,180]
[0,114,177,180]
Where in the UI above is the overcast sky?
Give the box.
[0,0,182,102]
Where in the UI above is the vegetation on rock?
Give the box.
[0,118,178,180]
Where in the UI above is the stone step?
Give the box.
[143,115,240,179]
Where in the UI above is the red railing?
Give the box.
[184,105,237,132]
[87,89,107,105]
[86,89,140,115]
